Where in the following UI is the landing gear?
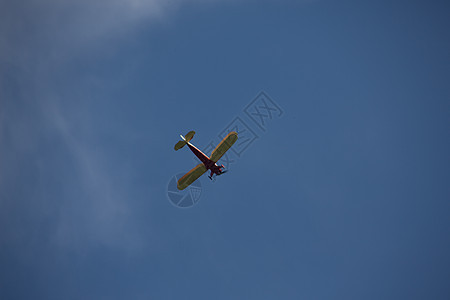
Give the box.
[208,165,228,181]
[217,169,228,176]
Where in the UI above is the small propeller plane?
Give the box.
[174,130,238,190]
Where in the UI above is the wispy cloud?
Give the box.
[0,89,144,254]
[0,0,229,67]
[47,100,142,252]
[1,0,230,254]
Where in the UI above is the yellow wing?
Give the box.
[177,163,207,190]
[210,131,238,162]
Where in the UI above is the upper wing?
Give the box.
[177,163,207,190]
[210,131,238,162]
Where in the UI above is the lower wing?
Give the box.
[177,163,207,190]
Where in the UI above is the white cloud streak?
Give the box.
[1,0,229,66]
[1,0,232,254]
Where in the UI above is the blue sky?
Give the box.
[1,0,450,299]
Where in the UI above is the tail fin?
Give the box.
[174,131,195,151]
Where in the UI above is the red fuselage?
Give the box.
[187,142,224,176]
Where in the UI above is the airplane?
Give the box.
[174,130,238,190]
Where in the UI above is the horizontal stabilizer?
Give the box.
[185,131,195,142]
[174,140,187,151]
